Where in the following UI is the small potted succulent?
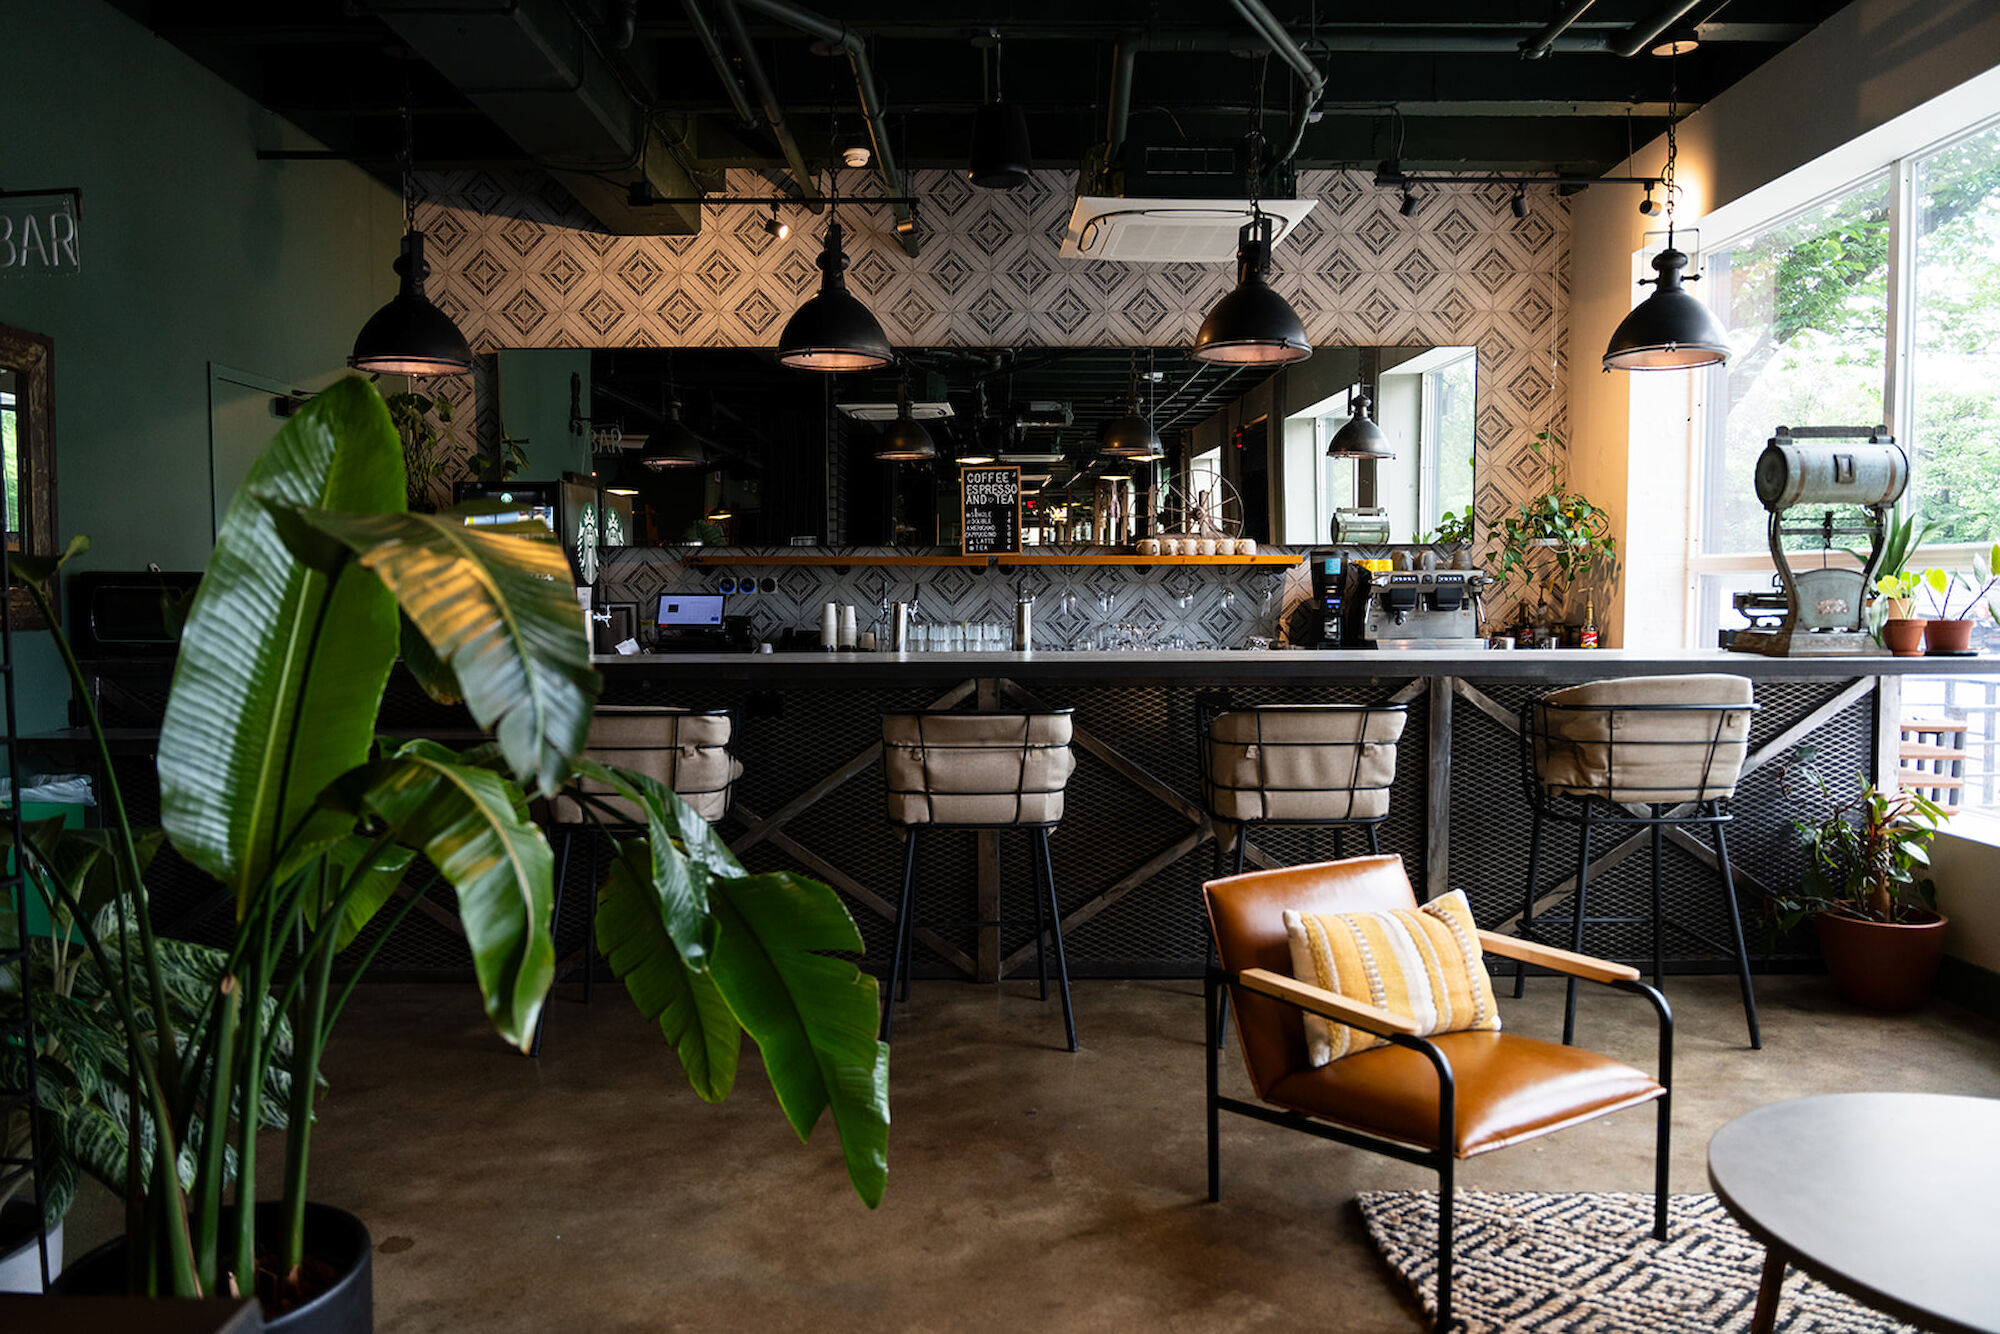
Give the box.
[1776,753,1950,1011]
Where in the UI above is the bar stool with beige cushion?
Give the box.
[1516,674,1761,1048]
[1198,701,1408,1045]
[879,709,1078,1050]
[535,706,741,1054]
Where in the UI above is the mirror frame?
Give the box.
[1,322,57,629]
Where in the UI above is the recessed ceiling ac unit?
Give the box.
[836,402,954,422]
[998,448,1067,464]
[1059,196,1316,263]
[1013,401,1073,428]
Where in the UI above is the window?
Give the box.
[1910,122,2000,541]
[1691,117,2000,648]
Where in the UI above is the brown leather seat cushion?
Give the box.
[1262,1029,1663,1158]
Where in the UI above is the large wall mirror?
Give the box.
[1,322,58,627]
[498,344,1474,550]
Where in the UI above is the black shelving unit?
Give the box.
[0,553,52,1292]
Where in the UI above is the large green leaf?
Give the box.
[157,377,403,911]
[313,834,418,953]
[303,510,598,799]
[705,873,889,1207]
[362,743,554,1047]
[569,760,723,967]
[595,842,740,1101]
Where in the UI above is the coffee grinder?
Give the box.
[1726,425,1906,656]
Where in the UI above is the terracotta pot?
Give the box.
[1882,617,1928,657]
[1925,617,1974,653]
[1815,908,1948,1012]
[56,1201,373,1333]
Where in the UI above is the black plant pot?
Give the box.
[56,1201,372,1334]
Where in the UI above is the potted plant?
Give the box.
[1872,571,1928,656]
[12,378,888,1327]
[1777,754,1950,1011]
[384,388,459,512]
[1915,541,1999,654]
[1489,431,1620,641]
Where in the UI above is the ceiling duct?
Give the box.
[362,0,704,235]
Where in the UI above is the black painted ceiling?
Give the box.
[115,1,1845,224]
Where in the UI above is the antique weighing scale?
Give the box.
[1727,425,1907,656]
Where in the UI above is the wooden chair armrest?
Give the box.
[1235,967,1422,1037]
[1477,930,1639,985]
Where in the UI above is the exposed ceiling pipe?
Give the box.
[1613,0,1716,57]
[1105,37,1139,167]
[713,0,823,206]
[731,0,922,257]
[1520,0,1602,59]
[1227,0,1326,164]
[681,0,759,128]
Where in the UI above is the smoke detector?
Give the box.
[842,144,872,168]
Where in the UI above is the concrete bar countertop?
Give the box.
[592,647,1993,684]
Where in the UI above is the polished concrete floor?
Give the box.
[67,972,2000,1332]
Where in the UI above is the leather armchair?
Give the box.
[1203,855,1673,1334]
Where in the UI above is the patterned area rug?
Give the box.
[1357,1191,1916,1333]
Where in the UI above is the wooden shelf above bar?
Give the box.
[677,553,988,567]
[673,551,1303,567]
[997,553,1302,567]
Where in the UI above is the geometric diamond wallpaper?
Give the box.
[416,165,1573,541]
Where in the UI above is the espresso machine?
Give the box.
[1726,425,1905,656]
[1361,569,1491,648]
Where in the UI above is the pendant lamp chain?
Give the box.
[1662,53,1681,248]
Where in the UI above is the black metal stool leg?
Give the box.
[529,826,576,1058]
[1332,827,1346,859]
[1651,816,1666,987]
[1517,807,1546,999]
[1036,827,1078,1052]
[1366,823,1381,855]
[881,828,919,1041]
[1564,808,1593,1047]
[1210,828,1251,1049]
[1713,812,1762,1049]
[1030,832,1050,1001]
[581,830,599,1005]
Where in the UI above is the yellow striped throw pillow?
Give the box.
[1281,890,1500,1067]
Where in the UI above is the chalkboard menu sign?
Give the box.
[960,466,1022,555]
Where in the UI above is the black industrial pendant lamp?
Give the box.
[968,32,1031,189]
[1099,353,1163,459]
[1193,213,1312,366]
[351,106,472,376]
[1603,56,1731,371]
[778,92,892,371]
[776,219,893,372]
[641,358,706,470]
[875,372,936,461]
[1325,389,1395,460]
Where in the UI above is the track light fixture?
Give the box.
[1603,55,1731,372]
[1510,185,1529,219]
[764,205,789,240]
[350,106,472,376]
[1639,188,1661,217]
[1399,188,1418,218]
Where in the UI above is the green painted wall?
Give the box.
[498,349,591,483]
[3,1,402,731]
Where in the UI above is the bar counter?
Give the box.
[589,647,1948,985]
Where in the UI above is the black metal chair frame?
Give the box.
[534,706,737,1057]
[880,708,1077,1052]
[1204,961,1673,1334]
[1196,699,1408,1046]
[1515,695,1762,1049]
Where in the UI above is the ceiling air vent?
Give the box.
[1059,197,1317,263]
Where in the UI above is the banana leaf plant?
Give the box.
[9,377,888,1313]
